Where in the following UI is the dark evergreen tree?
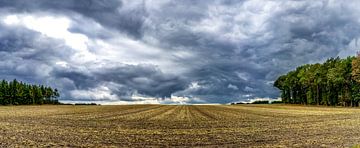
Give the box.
[0,79,60,105]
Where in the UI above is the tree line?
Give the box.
[274,55,360,107]
[0,79,60,105]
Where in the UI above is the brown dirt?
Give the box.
[0,104,359,147]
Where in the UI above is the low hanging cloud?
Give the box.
[0,0,360,104]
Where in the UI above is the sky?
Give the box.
[0,0,359,104]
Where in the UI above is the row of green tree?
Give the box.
[0,79,60,105]
[274,55,360,106]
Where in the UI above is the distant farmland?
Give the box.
[0,105,359,147]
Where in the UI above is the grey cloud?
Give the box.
[93,64,189,98]
[0,0,146,38]
[0,24,69,85]
[52,63,189,100]
[0,21,188,102]
[141,0,360,102]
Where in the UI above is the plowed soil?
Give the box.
[0,104,359,147]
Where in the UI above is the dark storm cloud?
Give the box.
[0,23,70,85]
[53,64,188,99]
[0,0,360,103]
[142,0,360,102]
[0,0,146,38]
[0,21,187,102]
[93,64,188,98]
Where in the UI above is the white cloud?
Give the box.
[227,84,238,90]
[2,14,96,63]
[3,15,20,25]
[70,85,119,101]
[244,86,255,92]
[21,15,87,51]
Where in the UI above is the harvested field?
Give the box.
[0,104,359,147]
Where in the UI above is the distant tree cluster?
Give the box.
[270,100,283,104]
[274,55,360,107]
[0,79,60,105]
[74,103,98,105]
[231,100,282,105]
[251,100,269,104]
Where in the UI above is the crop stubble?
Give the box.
[0,105,359,147]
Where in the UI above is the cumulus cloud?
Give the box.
[0,0,360,104]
